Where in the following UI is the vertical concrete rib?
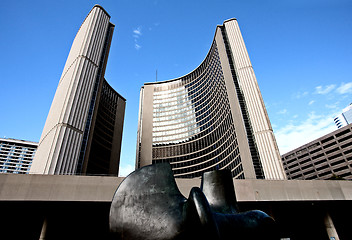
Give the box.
[224,19,286,179]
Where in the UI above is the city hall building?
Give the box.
[0,5,350,240]
[136,19,286,180]
[30,5,125,176]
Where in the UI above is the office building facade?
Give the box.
[282,124,352,180]
[0,138,37,174]
[334,104,352,128]
[136,19,286,179]
[30,5,125,176]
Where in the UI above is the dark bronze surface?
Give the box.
[110,163,277,239]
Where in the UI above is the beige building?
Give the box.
[282,124,352,180]
[30,5,125,176]
[0,138,37,174]
[136,19,286,180]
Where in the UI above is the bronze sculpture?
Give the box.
[110,163,277,239]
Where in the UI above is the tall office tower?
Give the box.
[334,104,352,128]
[136,19,286,179]
[0,138,37,174]
[30,5,125,175]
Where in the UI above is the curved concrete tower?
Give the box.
[31,5,125,175]
[136,19,286,180]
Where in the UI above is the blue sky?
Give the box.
[0,0,351,176]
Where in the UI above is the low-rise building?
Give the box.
[282,124,352,180]
[0,138,37,174]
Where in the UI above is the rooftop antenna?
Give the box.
[156,69,158,82]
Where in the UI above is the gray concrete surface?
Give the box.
[1,173,351,202]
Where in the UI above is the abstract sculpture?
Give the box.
[110,163,277,239]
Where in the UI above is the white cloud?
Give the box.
[325,103,339,109]
[274,111,337,154]
[315,84,336,95]
[336,82,352,94]
[119,164,135,177]
[135,43,141,50]
[133,27,142,50]
[133,27,142,36]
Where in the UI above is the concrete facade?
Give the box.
[0,173,350,239]
[282,124,352,180]
[222,19,285,180]
[30,5,125,176]
[136,19,285,180]
[1,173,352,202]
[0,138,37,174]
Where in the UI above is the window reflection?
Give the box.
[150,42,243,178]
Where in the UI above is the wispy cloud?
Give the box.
[148,22,160,31]
[336,82,352,94]
[135,43,141,50]
[294,91,309,99]
[325,103,339,109]
[133,27,142,50]
[308,100,315,105]
[277,109,287,114]
[315,84,336,95]
[133,27,142,36]
[274,111,337,154]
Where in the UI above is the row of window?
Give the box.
[150,42,244,178]
[153,79,226,128]
[0,161,31,165]
[0,153,34,158]
[0,147,36,152]
[153,60,223,111]
[152,72,222,119]
[153,94,228,140]
[153,67,222,107]
[153,110,237,166]
[153,99,230,144]
[0,158,33,163]
[153,88,188,100]
[152,49,227,146]
[0,160,32,174]
[153,81,184,95]
[172,148,242,179]
[153,113,236,158]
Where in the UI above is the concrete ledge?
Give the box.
[0,173,351,202]
[233,179,352,202]
[0,174,123,202]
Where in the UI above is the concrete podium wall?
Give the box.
[1,173,352,239]
[1,173,351,202]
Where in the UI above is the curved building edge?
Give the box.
[137,19,263,179]
[137,19,286,180]
[30,5,125,176]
